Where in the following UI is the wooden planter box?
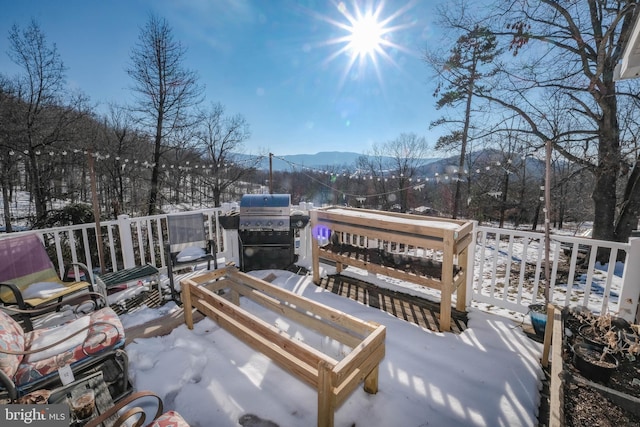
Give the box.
[181,267,386,427]
[310,207,473,332]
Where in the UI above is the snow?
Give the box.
[25,315,91,363]
[20,281,66,299]
[120,268,544,427]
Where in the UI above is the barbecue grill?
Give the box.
[240,194,291,231]
[226,194,308,272]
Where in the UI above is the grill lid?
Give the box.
[240,194,291,210]
[239,194,291,231]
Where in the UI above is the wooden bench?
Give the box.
[181,267,386,427]
[311,207,473,332]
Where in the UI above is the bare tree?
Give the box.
[194,102,254,206]
[127,14,202,215]
[6,20,66,225]
[98,104,151,216]
[357,133,431,212]
[5,20,93,226]
[0,79,20,231]
[439,0,640,242]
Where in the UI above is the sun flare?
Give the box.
[317,1,416,90]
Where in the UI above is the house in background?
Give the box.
[615,10,640,80]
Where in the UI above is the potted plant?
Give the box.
[572,341,619,383]
[614,324,640,362]
[528,303,548,338]
[570,310,640,383]
[575,311,632,348]
[576,312,621,349]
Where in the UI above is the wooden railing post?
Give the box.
[117,214,136,269]
[619,237,640,323]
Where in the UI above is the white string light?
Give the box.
[1,147,532,202]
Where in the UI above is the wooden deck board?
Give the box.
[316,274,467,334]
[110,288,164,316]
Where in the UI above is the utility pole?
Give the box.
[269,152,273,194]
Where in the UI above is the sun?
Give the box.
[317,1,416,89]
[347,12,384,58]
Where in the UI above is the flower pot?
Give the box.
[528,304,547,338]
[572,342,618,383]
[609,316,632,332]
[578,324,611,350]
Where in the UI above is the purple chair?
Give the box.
[0,233,97,330]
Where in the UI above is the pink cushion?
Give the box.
[13,307,124,386]
[149,411,190,427]
[0,310,25,379]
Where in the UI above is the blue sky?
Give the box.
[0,0,443,156]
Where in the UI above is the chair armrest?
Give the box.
[84,390,164,427]
[63,262,95,285]
[165,243,175,265]
[0,282,28,308]
[0,368,19,401]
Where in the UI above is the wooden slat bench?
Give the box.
[181,266,386,427]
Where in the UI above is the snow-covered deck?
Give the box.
[117,267,544,427]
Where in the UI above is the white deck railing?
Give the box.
[0,205,238,284]
[473,226,639,321]
[2,205,639,323]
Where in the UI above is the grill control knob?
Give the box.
[278,220,285,227]
[266,221,272,227]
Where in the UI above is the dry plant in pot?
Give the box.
[571,341,619,383]
[616,324,640,362]
[571,310,640,383]
[576,311,625,349]
[574,310,635,346]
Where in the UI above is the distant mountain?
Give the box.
[235,149,546,178]
[265,152,368,171]
[237,151,440,171]
[415,148,546,179]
